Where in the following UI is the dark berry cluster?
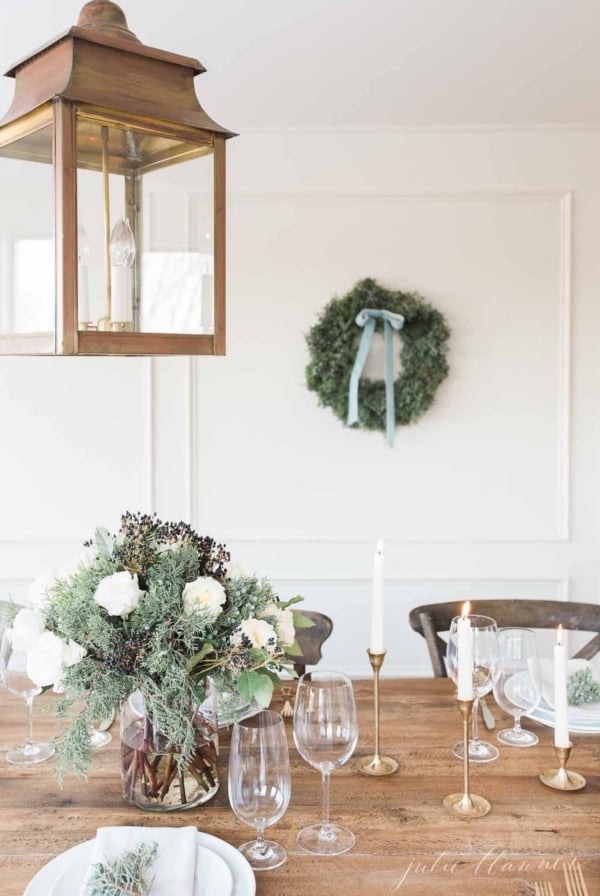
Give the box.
[100,630,152,675]
[103,512,231,582]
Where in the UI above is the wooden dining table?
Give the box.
[1,678,599,896]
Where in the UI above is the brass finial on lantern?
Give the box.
[77,0,140,41]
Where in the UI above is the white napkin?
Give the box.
[80,826,197,896]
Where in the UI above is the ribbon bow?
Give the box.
[347,307,405,447]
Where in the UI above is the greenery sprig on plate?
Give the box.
[306,277,450,435]
[87,841,158,896]
[567,667,600,706]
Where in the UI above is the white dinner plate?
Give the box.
[50,844,233,896]
[524,703,600,734]
[24,832,255,896]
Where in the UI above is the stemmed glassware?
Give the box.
[228,709,291,871]
[493,627,541,747]
[293,670,358,855]
[0,630,55,765]
[446,614,499,763]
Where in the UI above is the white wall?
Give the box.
[1,126,599,676]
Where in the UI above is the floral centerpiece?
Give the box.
[3,513,307,810]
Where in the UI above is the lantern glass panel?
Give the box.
[76,114,215,335]
[0,123,55,348]
[140,155,215,335]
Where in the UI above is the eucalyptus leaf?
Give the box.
[278,595,304,610]
[94,527,113,559]
[292,611,315,629]
[236,670,262,703]
[285,638,303,657]
[253,673,274,708]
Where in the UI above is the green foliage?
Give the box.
[306,277,450,434]
[87,841,158,896]
[292,611,315,629]
[567,667,600,706]
[32,513,302,779]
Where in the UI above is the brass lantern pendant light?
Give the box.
[0,0,236,355]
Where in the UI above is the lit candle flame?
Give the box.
[557,624,563,646]
[376,538,384,555]
[461,601,471,619]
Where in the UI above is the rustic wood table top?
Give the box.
[1,678,599,896]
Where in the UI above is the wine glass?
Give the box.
[0,630,55,765]
[228,709,291,870]
[493,627,541,747]
[293,670,358,855]
[446,614,499,762]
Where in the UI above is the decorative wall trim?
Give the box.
[225,189,572,204]
[556,193,572,540]
[238,125,600,135]
[0,360,155,543]
[187,356,198,528]
[219,188,572,544]
[143,357,155,511]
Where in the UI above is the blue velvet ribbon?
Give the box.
[347,307,405,447]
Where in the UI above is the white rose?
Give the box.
[27,571,57,610]
[260,602,296,648]
[58,545,98,580]
[182,576,226,620]
[225,561,246,580]
[61,638,87,668]
[7,608,46,652]
[26,632,86,689]
[232,618,278,654]
[94,571,144,618]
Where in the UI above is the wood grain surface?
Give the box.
[1,679,598,896]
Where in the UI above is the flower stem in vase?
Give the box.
[120,696,219,812]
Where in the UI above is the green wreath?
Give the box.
[305,278,450,434]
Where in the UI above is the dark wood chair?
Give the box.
[409,599,600,677]
[289,610,333,677]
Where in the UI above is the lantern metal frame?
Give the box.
[0,0,235,355]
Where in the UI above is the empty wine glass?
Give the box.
[1,630,54,765]
[228,709,291,870]
[493,627,541,747]
[446,614,499,763]
[293,670,358,855]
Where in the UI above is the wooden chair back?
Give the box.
[409,599,600,677]
[290,610,333,677]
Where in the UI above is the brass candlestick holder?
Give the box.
[443,698,491,818]
[356,649,398,776]
[539,743,586,791]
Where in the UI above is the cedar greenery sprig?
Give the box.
[87,841,158,896]
[567,667,600,706]
[25,512,303,781]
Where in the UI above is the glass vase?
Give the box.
[120,688,219,812]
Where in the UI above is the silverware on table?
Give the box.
[280,685,294,719]
[534,881,555,896]
[564,860,590,896]
[480,695,496,730]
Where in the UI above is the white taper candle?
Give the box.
[457,601,473,700]
[553,625,570,748]
[369,538,384,653]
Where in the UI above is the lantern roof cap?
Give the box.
[0,1,236,137]
[5,1,206,79]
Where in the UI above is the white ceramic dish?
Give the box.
[524,702,600,734]
[24,832,255,896]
